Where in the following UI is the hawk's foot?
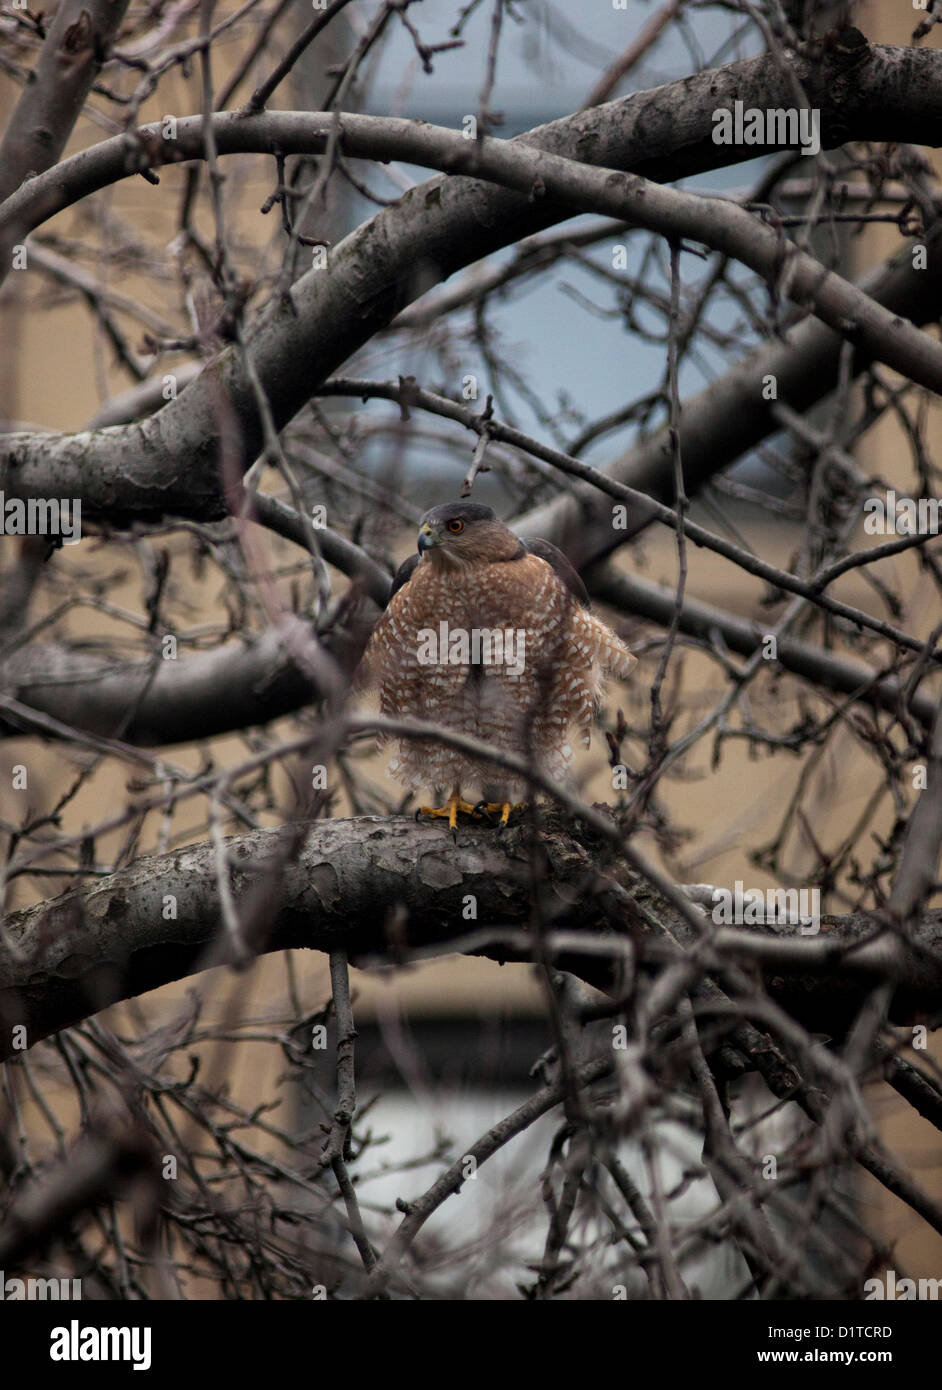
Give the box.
[472,800,526,831]
[416,793,481,841]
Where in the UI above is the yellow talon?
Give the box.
[416,795,526,837]
[417,792,481,838]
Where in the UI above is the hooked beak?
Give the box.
[417,522,438,555]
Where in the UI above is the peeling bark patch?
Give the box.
[104,894,130,922]
[367,848,413,876]
[307,862,340,911]
[62,11,93,55]
[416,851,466,889]
[57,951,97,978]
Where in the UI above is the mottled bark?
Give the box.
[0,0,132,206]
[2,812,940,1061]
[3,42,942,514]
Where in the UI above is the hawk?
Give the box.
[358,503,636,834]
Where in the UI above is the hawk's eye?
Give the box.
[446,519,464,534]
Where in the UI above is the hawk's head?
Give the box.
[416,503,522,568]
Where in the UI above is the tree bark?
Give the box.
[0,0,133,206]
[4,41,942,515]
[2,812,940,1061]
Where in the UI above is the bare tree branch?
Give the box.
[3,810,941,1062]
[0,0,133,205]
[5,41,942,515]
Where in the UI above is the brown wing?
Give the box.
[388,552,420,605]
[355,554,419,693]
[522,538,590,608]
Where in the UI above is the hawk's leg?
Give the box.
[416,788,480,841]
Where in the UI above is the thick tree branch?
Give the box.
[2,813,941,1062]
[0,615,351,745]
[3,42,942,517]
[318,378,941,660]
[8,115,942,409]
[588,565,940,729]
[1,42,941,752]
[523,226,942,565]
[3,505,936,746]
[0,0,133,206]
